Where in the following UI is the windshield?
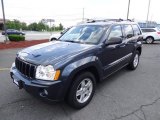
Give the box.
[59,25,106,44]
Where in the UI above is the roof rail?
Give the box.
[85,18,134,23]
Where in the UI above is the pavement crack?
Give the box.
[111,97,160,120]
[140,108,147,120]
[0,98,31,110]
[134,113,144,120]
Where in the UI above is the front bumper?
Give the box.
[10,66,66,101]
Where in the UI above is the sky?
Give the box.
[0,0,160,27]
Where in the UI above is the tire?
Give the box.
[51,38,57,41]
[146,37,154,44]
[67,72,96,109]
[127,51,140,70]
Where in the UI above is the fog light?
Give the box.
[44,89,48,95]
[39,89,48,97]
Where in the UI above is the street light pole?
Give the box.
[1,0,8,43]
[146,0,151,27]
[127,0,131,20]
[82,8,84,22]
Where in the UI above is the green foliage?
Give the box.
[6,20,22,30]
[8,35,25,42]
[6,19,64,31]
[51,23,64,31]
[28,22,38,31]
[59,23,63,30]
[28,22,49,31]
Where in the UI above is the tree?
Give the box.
[6,20,27,30]
[21,22,27,30]
[59,23,63,30]
[28,22,38,31]
[37,22,49,31]
[5,19,63,31]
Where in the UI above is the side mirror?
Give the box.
[106,37,122,45]
[60,31,63,34]
[126,34,133,38]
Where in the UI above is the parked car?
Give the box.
[141,27,160,44]
[10,20,143,109]
[49,27,71,41]
[2,29,25,35]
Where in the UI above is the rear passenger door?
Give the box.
[121,24,135,61]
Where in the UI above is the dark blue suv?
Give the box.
[10,20,143,109]
[2,29,25,35]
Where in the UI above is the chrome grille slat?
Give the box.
[15,57,36,79]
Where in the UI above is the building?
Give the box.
[138,21,158,28]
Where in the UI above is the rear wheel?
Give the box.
[127,51,140,70]
[146,37,154,44]
[67,72,96,109]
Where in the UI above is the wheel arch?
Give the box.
[136,47,142,55]
[146,36,154,41]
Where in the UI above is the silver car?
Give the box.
[49,27,71,41]
[142,27,160,44]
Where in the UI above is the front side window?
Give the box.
[108,25,123,40]
[123,25,134,38]
[59,25,106,44]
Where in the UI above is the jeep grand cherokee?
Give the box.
[10,19,143,109]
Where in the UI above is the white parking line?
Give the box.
[0,68,10,71]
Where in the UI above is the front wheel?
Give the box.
[67,72,96,109]
[127,51,140,70]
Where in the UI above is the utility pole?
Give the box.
[146,0,151,27]
[127,0,131,20]
[1,0,8,43]
[82,8,84,22]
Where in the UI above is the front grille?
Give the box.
[15,57,36,79]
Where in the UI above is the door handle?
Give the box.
[116,44,126,48]
[120,44,126,47]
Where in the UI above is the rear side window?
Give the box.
[132,25,141,35]
[108,25,122,40]
[123,25,134,38]
[142,29,156,32]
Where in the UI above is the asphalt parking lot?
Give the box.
[0,43,160,120]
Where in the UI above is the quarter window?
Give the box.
[123,25,134,38]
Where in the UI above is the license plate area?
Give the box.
[13,78,19,86]
[13,76,23,89]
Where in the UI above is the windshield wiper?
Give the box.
[64,40,81,43]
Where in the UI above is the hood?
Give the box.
[17,41,94,65]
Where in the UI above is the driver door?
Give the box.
[101,25,127,78]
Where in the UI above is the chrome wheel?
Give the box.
[146,38,153,44]
[76,78,93,103]
[133,54,139,68]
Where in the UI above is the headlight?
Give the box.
[36,65,60,81]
